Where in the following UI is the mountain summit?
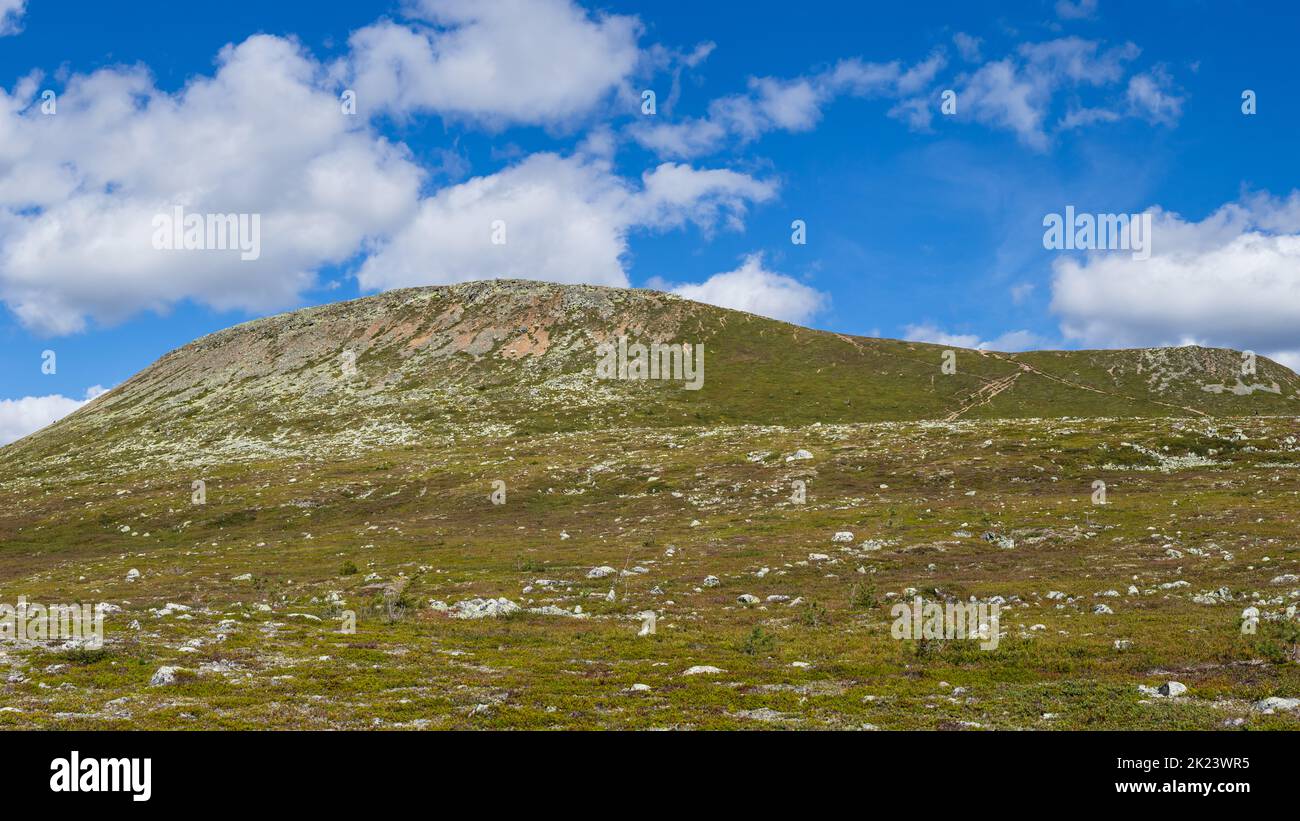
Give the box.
[4,279,1297,474]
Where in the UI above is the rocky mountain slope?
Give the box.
[1,280,1299,730]
[4,279,1297,478]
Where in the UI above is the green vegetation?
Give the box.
[0,281,1297,729]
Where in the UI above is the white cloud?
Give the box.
[0,385,104,445]
[1059,106,1121,130]
[953,33,982,63]
[958,60,1048,149]
[1270,351,1300,374]
[656,254,826,325]
[0,0,24,36]
[1126,68,1183,125]
[629,52,946,158]
[904,323,1046,351]
[0,35,425,334]
[0,9,783,334]
[1019,38,1136,86]
[953,38,1147,149]
[346,0,641,127]
[905,324,981,349]
[356,153,776,292]
[1050,191,1300,365]
[1056,0,1099,20]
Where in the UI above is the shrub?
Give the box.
[738,626,775,656]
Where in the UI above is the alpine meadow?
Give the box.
[2,0,1299,776]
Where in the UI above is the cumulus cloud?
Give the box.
[345,0,641,127]
[356,153,776,292]
[655,253,827,325]
[0,385,104,445]
[629,52,946,158]
[0,35,425,334]
[1050,190,1300,368]
[0,6,781,333]
[904,323,1046,352]
[0,0,24,36]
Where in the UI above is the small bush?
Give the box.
[515,555,544,573]
[56,646,112,664]
[738,626,775,656]
[799,601,830,628]
[1253,620,1300,664]
[339,561,358,576]
[849,582,878,610]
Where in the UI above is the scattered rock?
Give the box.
[528,605,589,619]
[1254,696,1300,714]
[451,597,521,619]
[149,666,181,687]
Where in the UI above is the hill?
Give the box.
[4,279,1296,478]
[1,280,1298,731]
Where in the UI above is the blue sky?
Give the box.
[2,0,1298,441]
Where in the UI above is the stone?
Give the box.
[451,597,521,619]
[1254,696,1300,713]
[1158,681,1187,697]
[149,666,181,687]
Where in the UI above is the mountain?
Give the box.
[4,279,1297,477]
[2,280,1299,731]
